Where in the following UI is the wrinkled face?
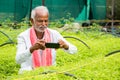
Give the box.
[32,11,49,32]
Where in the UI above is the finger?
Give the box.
[36,42,45,50]
[37,40,45,45]
[58,39,64,45]
[41,46,46,50]
[60,44,63,48]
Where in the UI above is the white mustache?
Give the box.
[39,26,47,29]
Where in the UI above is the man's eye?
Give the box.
[45,20,48,22]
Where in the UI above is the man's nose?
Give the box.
[42,21,46,26]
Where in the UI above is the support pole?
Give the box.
[111,0,115,34]
[42,0,45,6]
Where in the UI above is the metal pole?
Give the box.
[29,0,32,19]
[28,0,33,26]
[42,0,45,6]
[111,0,115,34]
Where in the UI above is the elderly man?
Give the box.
[16,6,77,73]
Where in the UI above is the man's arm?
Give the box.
[54,30,77,54]
[16,35,31,64]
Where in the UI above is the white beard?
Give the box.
[34,26,47,32]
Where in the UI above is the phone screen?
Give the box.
[45,43,60,48]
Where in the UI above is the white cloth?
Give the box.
[16,28,77,73]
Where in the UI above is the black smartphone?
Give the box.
[45,43,60,48]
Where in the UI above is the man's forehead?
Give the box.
[34,14,48,21]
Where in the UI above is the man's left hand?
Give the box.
[58,39,69,50]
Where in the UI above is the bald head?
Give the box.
[31,6,49,20]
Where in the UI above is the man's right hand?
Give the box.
[30,39,46,53]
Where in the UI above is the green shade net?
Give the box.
[90,0,106,20]
[0,0,30,22]
[0,0,106,22]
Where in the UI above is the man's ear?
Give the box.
[30,18,34,24]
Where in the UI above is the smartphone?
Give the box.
[45,43,60,48]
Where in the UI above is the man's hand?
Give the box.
[30,39,46,53]
[58,39,69,50]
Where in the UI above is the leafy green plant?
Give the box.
[0,22,120,80]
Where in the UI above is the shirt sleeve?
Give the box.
[54,31,77,54]
[16,35,31,64]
